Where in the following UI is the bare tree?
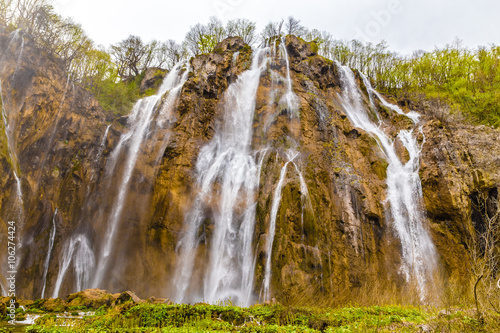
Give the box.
[261,19,284,44]
[110,35,149,77]
[226,18,257,45]
[0,0,14,23]
[184,17,227,55]
[304,29,334,57]
[162,40,188,69]
[14,0,47,33]
[468,188,500,321]
[284,16,307,38]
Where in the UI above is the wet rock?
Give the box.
[140,67,167,93]
[67,289,117,309]
[285,35,317,61]
[147,296,169,304]
[1,26,499,306]
[116,291,143,304]
[394,137,410,164]
[213,36,246,53]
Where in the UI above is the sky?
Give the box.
[53,0,500,55]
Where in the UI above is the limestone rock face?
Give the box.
[0,27,499,305]
[419,120,500,278]
[140,67,167,93]
[0,27,109,299]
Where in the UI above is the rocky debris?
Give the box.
[147,296,170,304]
[116,291,143,304]
[67,289,118,309]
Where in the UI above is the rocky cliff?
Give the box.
[0,26,499,305]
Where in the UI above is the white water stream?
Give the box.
[52,234,95,298]
[337,63,437,300]
[173,48,270,306]
[40,208,57,298]
[92,61,190,288]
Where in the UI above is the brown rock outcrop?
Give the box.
[0,27,498,306]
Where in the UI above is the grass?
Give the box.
[3,302,498,333]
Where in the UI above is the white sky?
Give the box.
[53,0,500,55]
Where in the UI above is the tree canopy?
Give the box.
[1,2,499,127]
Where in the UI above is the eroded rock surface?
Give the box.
[0,27,498,304]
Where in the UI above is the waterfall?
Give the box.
[173,48,270,306]
[92,61,190,288]
[232,51,239,65]
[52,234,95,298]
[0,79,23,200]
[0,31,27,283]
[90,124,112,182]
[40,209,57,298]
[98,124,111,155]
[265,38,299,132]
[260,38,307,301]
[261,149,299,301]
[336,63,437,300]
[360,73,420,124]
[279,37,299,118]
[293,162,313,241]
[0,31,25,201]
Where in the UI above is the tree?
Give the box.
[226,18,257,45]
[110,35,148,77]
[468,189,500,321]
[261,20,284,44]
[184,16,227,55]
[0,0,14,24]
[162,40,188,70]
[284,16,307,38]
[304,29,334,58]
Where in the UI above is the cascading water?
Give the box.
[173,48,270,306]
[52,234,95,298]
[0,32,26,281]
[278,37,299,117]
[360,73,420,124]
[0,31,25,203]
[89,124,111,182]
[260,39,312,301]
[40,209,57,298]
[97,124,111,158]
[92,61,190,288]
[293,163,313,241]
[336,63,437,300]
[261,149,298,301]
[265,38,300,132]
[0,79,22,200]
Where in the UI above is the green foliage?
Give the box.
[93,75,141,116]
[17,303,500,332]
[308,36,500,127]
[5,2,500,125]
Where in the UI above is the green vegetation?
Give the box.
[306,37,500,127]
[372,42,500,127]
[3,2,499,126]
[0,302,495,332]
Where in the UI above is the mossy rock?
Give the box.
[67,289,117,309]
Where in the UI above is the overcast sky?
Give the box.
[53,0,500,55]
